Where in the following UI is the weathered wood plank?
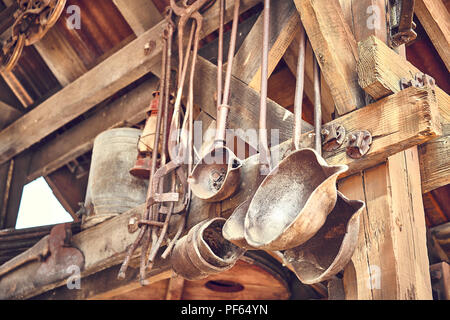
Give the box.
[415,0,450,71]
[232,0,300,90]
[341,151,432,299]
[0,100,21,130]
[0,0,263,167]
[27,77,159,183]
[357,34,450,120]
[294,0,366,116]
[419,124,450,193]
[283,33,335,123]
[113,0,163,37]
[34,27,88,87]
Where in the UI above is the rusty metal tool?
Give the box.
[242,31,348,251]
[0,224,84,284]
[189,0,243,202]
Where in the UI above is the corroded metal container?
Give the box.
[171,218,245,280]
[284,191,364,284]
[82,128,148,229]
[244,148,348,251]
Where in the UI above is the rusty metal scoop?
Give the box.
[243,26,348,251]
[283,191,364,284]
[190,0,243,202]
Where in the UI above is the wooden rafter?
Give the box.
[415,0,450,71]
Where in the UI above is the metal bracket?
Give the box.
[346,130,373,159]
[400,72,436,90]
[321,124,346,152]
[389,0,417,47]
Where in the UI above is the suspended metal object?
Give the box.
[190,0,243,202]
[284,192,364,284]
[243,23,347,251]
[171,218,245,280]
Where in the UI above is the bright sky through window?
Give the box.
[15,177,73,230]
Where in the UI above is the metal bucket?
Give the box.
[283,191,364,284]
[171,218,245,280]
[82,128,148,229]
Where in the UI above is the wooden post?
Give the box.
[336,0,432,299]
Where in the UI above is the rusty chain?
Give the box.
[0,0,66,72]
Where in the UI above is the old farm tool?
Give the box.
[0,0,66,72]
[243,28,348,251]
[283,192,364,284]
[0,224,84,298]
[222,0,275,250]
[118,1,209,284]
[171,218,245,280]
[190,0,243,202]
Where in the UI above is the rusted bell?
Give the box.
[129,153,152,179]
[244,148,348,251]
[283,191,364,284]
[190,146,242,202]
[222,199,258,250]
[171,218,245,280]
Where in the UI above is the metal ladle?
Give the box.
[283,191,364,284]
[222,0,273,250]
[242,27,348,252]
[189,0,243,202]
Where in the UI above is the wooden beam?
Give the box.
[340,156,432,299]
[44,166,86,221]
[0,100,21,130]
[357,35,450,193]
[165,272,185,300]
[1,152,31,229]
[33,26,88,87]
[154,55,313,151]
[283,33,335,123]
[419,124,450,194]
[0,84,441,299]
[0,71,33,108]
[0,0,262,167]
[27,77,159,183]
[232,0,300,90]
[341,0,432,300]
[113,0,163,37]
[357,34,450,118]
[294,0,366,116]
[415,0,450,71]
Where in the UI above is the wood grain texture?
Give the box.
[0,0,262,167]
[357,35,450,118]
[340,154,432,299]
[231,0,300,90]
[113,0,163,36]
[27,77,159,183]
[294,0,366,116]
[34,27,88,87]
[283,34,335,122]
[419,124,450,193]
[415,0,450,71]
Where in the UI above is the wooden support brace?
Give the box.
[415,0,450,71]
[294,0,366,116]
